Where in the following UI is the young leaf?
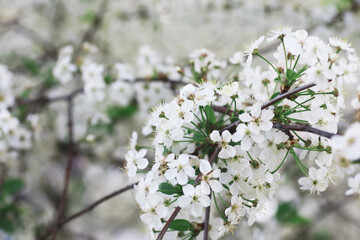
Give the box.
[22,58,40,76]
[276,202,310,226]
[107,104,138,121]
[2,178,24,196]
[169,219,191,231]
[269,92,284,106]
[204,105,216,124]
[286,69,300,82]
[270,92,281,100]
[158,182,177,195]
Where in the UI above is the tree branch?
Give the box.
[261,82,316,109]
[203,191,212,240]
[51,98,75,240]
[214,82,339,139]
[272,123,337,139]
[37,182,137,240]
[155,206,182,240]
[79,0,109,46]
[0,163,8,199]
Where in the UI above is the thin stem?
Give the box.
[290,148,309,176]
[190,122,207,137]
[156,207,182,240]
[256,53,281,78]
[285,117,309,124]
[293,145,327,152]
[212,192,227,221]
[218,193,230,207]
[271,150,290,174]
[281,39,288,70]
[291,130,307,144]
[292,55,300,70]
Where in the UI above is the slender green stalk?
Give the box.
[281,39,288,70]
[213,192,227,221]
[271,150,290,174]
[290,148,309,176]
[292,55,300,70]
[217,193,230,207]
[291,130,307,144]
[256,53,281,78]
[285,117,309,124]
[190,121,207,136]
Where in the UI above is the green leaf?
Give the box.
[204,105,216,124]
[0,217,14,233]
[80,10,95,22]
[104,75,115,85]
[174,184,183,195]
[297,65,308,76]
[269,92,285,106]
[270,92,281,100]
[286,69,300,82]
[22,58,40,76]
[169,219,191,231]
[158,182,177,195]
[352,159,360,164]
[106,104,138,121]
[276,202,310,226]
[2,178,24,196]
[187,180,196,185]
[44,68,58,88]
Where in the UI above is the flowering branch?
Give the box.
[261,82,316,109]
[38,182,137,240]
[156,147,221,240]
[216,81,316,118]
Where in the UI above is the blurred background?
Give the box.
[0,0,360,239]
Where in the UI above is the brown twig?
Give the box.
[203,191,212,240]
[77,0,109,52]
[51,97,75,240]
[38,182,138,240]
[0,163,8,198]
[155,206,182,240]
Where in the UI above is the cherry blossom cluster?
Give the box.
[125,27,360,239]
[331,122,360,197]
[50,43,181,143]
[0,64,37,160]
